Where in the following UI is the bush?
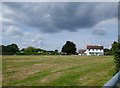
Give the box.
[111,41,120,73]
[16,52,40,55]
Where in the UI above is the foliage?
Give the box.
[1,44,60,55]
[16,46,59,55]
[104,48,112,55]
[1,43,19,55]
[35,48,46,52]
[61,41,76,55]
[24,46,36,53]
[111,41,120,73]
[16,52,38,55]
[47,50,59,55]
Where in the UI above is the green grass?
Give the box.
[2,55,115,86]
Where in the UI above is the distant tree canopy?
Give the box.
[104,48,112,55]
[1,43,19,55]
[35,48,46,52]
[0,43,59,55]
[24,46,36,53]
[61,41,76,55]
[111,41,120,73]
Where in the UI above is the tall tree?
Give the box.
[111,41,120,73]
[61,41,76,55]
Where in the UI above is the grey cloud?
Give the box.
[3,2,118,33]
[3,25,24,37]
[92,29,107,36]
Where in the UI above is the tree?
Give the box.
[54,49,59,55]
[21,48,25,52]
[50,49,59,55]
[111,41,120,73]
[24,46,36,53]
[5,43,19,55]
[35,48,46,52]
[104,48,112,55]
[61,41,76,55]
[1,45,6,55]
[0,46,1,52]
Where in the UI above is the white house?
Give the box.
[79,45,104,56]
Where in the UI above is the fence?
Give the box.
[103,71,120,88]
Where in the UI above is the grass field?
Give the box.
[2,55,115,86]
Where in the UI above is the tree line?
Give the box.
[0,44,59,55]
[0,41,119,55]
[0,41,78,55]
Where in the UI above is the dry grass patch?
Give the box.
[40,72,63,83]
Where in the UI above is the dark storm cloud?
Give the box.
[3,2,118,33]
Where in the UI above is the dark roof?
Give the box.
[87,45,103,49]
[79,50,86,54]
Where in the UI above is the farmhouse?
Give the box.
[79,45,104,56]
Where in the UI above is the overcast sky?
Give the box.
[2,2,118,51]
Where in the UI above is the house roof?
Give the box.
[79,50,86,54]
[87,45,103,49]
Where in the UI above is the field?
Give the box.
[2,55,115,86]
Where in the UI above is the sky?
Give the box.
[2,2,118,51]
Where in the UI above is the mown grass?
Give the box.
[2,55,115,86]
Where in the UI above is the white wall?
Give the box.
[85,49,104,56]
